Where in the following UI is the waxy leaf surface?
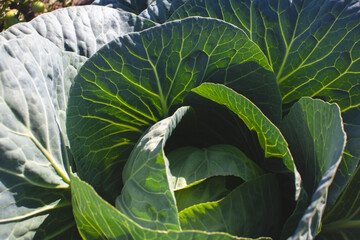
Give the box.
[0,6,156,58]
[0,34,86,238]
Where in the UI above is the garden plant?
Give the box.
[0,0,359,239]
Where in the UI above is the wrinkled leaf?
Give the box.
[71,173,258,239]
[179,174,282,239]
[67,17,280,201]
[170,0,360,111]
[0,34,86,238]
[0,6,156,58]
[170,1,360,189]
[281,97,346,240]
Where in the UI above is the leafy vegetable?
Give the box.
[0,0,359,239]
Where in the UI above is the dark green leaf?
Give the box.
[316,166,360,239]
[280,97,346,239]
[191,83,300,189]
[170,0,360,112]
[179,174,282,239]
[327,107,360,207]
[67,17,280,201]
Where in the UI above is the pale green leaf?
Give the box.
[0,34,86,238]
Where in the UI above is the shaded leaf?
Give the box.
[174,176,234,212]
[168,144,264,190]
[280,97,346,240]
[327,107,360,207]
[316,166,360,239]
[179,174,282,239]
[191,83,299,188]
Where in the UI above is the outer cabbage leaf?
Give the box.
[316,166,360,239]
[179,174,281,239]
[0,5,156,58]
[170,0,360,212]
[71,172,267,240]
[92,0,154,14]
[140,0,188,23]
[280,97,346,240]
[0,34,86,238]
[170,0,360,111]
[67,17,281,201]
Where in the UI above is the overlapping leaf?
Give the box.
[170,0,360,209]
[191,83,299,184]
[67,17,281,201]
[317,166,360,239]
[0,34,86,238]
[71,173,267,240]
[170,0,360,110]
[280,97,346,240]
[179,174,281,239]
[327,106,360,207]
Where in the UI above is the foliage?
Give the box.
[0,0,359,239]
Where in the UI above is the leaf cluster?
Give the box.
[0,0,359,239]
